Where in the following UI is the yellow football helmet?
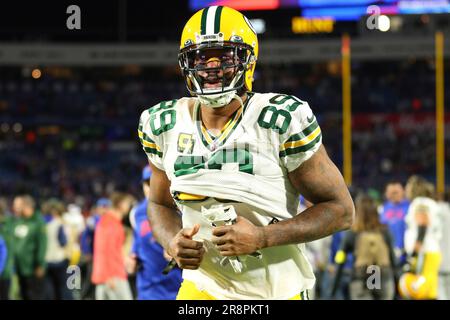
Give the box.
[398,252,441,300]
[398,273,434,300]
[178,6,258,107]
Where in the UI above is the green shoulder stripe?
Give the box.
[286,119,318,143]
[279,133,322,158]
[138,126,155,144]
[143,146,163,158]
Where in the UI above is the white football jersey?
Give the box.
[404,197,442,255]
[138,92,322,299]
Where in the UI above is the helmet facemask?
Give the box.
[179,42,255,108]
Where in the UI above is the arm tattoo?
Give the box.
[263,145,354,247]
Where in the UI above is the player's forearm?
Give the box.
[261,200,353,248]
[147,201,182,250]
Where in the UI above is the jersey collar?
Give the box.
[194,93,252,151]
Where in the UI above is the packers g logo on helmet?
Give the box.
[178,6,258,107]
[398,273,433,300]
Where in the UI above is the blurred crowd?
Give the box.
[0,172,449,300]
[1,60,449,205]
[305,177,450,300]
[0,165,182,300]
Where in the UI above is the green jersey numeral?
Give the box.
[150,99,177,113]
[269,94,303,112]
[257,106,291,134]
[149,100,177,136]
[174,146,253,177]
[257,94,304,133]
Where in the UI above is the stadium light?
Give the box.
[13,123,23,133]
[378,15,391,32]
[31,68,42,79]
[250,19,266,34]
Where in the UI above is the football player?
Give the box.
[138,6,354,299]
[399,176,442,299]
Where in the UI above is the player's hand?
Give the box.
[106,278,116,290]
[163,250,173,262]
[168,224,205,270]
[211,216,266,256]
[35,266,45,278]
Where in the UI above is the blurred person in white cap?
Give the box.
[42,199,73,300]
[437,190,450,299]
[399,176,442,300]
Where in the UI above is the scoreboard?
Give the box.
[190,0,450,21]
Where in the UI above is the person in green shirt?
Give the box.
[11,195,47,300]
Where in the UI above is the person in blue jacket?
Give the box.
[380,181,410,266]
[0,235,7,275]
[126,165,182,299]
[80,198,110,257]
[79,197,111,300]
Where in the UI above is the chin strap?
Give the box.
[197,90,241,108]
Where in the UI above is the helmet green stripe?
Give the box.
[200,7,209,35]
[214,6,223,34]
